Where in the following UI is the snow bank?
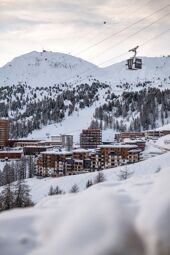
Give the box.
[137,167,170,255]
[32,189,144,255]
[0,155,170,255]
[155,134,170,150]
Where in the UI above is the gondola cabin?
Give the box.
[127,46,142,70]
[127,58,142,70]
[135,58,142,69]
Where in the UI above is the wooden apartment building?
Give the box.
[0,119,9,148]
[36,144,141,177]
[80,128,102,149]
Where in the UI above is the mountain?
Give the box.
[0,51,170,140]
[101,56,170,87]
[1,150,170,255]
[0,51,170,91]
[0,51,98,87]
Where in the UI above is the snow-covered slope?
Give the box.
[0,51,98,87]
[156,123,170,131]
[1,153,170,255]
[100,56,170,89]
[0,51,170,89]
[26,151,170,203]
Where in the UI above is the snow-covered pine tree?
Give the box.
[86,179,93,188]
[14,179,34,208]
[70,184,79,193]
[0,183,14,211]
[94,172,106,184]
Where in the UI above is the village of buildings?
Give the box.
[0,118,170,178]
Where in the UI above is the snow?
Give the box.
[1,51,169,143]
[0,161,8,171]
[27,88,108,143]
[0,51,170,255]
[41,150,72,155]
[137,167,170,255]
[32,189,144,255]
[0,153,170,255]
[156,123,170,131]
[155,134,170,150]
[98,144,138,148]
[0,51,169,91]
[0,51,98,87]
[24,151,170,203]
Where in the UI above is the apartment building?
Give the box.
[115,131,145,142]
[36,143,141,177]
[80,129,102,149]
[36,151,73,177]
[0,119,9,148]
[124,140,146,151]
[0,150,23,160]
[98,144,141,167]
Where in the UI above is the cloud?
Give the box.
[0,0,169,66]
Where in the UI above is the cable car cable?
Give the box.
[87,12,170,61]
[73,3,170,56]
[71,0,154,54]
[56,26,170,84]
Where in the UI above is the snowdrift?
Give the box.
[0,157,170,255]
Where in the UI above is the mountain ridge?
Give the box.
[0,51,169,90]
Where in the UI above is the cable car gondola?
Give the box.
[127,46,142,70]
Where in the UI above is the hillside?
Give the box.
[0,51,170,90]
[0,151,170,255]
[0,51,98,87]
[25,150,170,203]
[0,51,170,140]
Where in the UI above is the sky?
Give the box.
[0,0,169,67]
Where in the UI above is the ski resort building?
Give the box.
[36,144,141,177]
[115,130,170,142]
[0,150,23,160]
[23,145,53,156]
[80,128,102,149]
[124,140,146,151]
[0,119,9,148]
[115,131,145,142]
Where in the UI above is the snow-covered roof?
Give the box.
[98,144,138,149]
[0,150,23,154]
[129,149,142,153]
[41,151,72,155]
[73,149,92,153]
[24,145,53,148]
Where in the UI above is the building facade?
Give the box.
[0,119,9,148]
[80,129,102,149]
[36,144,141,177]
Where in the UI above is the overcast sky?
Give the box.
[0,0,169,67]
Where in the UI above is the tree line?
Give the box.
[0,82,110,138]
[92,88,170,132]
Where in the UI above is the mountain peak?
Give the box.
[0,52,169,89]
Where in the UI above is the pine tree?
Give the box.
[94,172,106,184]
[48,185,54,196]
[14,179,33,208]
[70,184,79,193]
[86,179,93,188]
[117,166,134,181]
[2,163,14,185]
[54,186,64,195]
[17,157,27,180]
[0,184,14,211]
